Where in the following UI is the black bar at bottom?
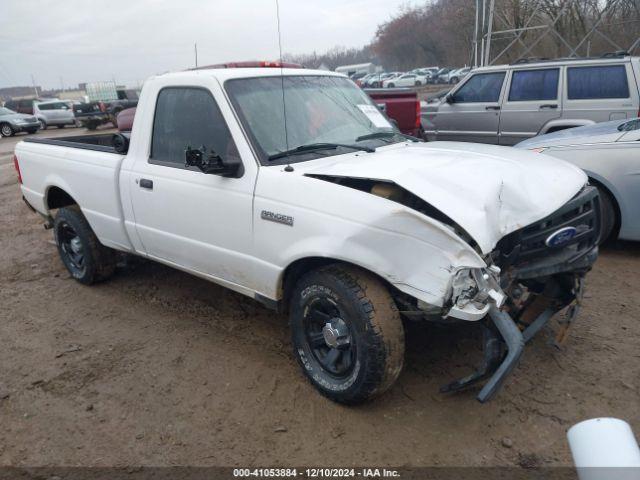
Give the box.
[477,306,525,403]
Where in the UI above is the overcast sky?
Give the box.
[0,0,415,90]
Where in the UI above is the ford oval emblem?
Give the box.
[545,226,577,247]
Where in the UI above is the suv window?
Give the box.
[38,102,68,110]
[509,68,559,101]
[150,87,239,168]
[567,65,629,100]
[453,72,505,103]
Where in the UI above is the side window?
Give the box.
[150,87,239,168]
[37,103,52,111]
[567,65,629,100]
[509,68,559,101]
[453,72,505,103]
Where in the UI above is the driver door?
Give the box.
[432,71,506,144]
[126,83,258,288]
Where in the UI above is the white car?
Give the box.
[383,72,428,88]
[517,118,640,243]
[446,67,471,84]
[15,63,600,405]
[34,100,76,130]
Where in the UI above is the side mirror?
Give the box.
[185,146,241,178]
[445,94,455,104]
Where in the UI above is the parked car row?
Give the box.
[3,98,77,131]
[353,66,471,89]
[1,88,140,136]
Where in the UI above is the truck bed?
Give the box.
[16,134,133,253]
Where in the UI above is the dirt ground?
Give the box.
[0,158,638,469]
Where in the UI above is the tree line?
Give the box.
[285,0,640,71]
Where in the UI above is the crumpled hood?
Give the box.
[297,142,587,253]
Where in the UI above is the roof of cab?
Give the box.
[156,67,345,82]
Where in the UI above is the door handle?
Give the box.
[540,104,558,109]
[139,178,153,190]
[485,106,501,111]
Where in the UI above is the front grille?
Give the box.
[495,186,600,273]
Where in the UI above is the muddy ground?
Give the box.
[0,158,638,468]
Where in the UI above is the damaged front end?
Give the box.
[441,186,601,402]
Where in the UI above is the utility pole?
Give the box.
[473,0,480,67]
[480,0,487,66]
[194,43,198,68]
[59,76,64,92]
[484,0,495,66]
[30,74,38,97]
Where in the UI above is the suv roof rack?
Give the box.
[510,51,630,65]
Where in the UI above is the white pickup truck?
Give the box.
[14,63,601,404]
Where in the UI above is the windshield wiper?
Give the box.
[268,143,375,161]
[356,131,422,143]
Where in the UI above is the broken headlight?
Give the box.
[451,266,506,310]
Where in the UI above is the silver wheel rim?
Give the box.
[1,125,10,136]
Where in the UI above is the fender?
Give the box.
[538,119,595,135]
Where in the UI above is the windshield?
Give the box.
[225,75,402,165]
[0,107,15,116]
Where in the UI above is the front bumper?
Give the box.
[442,186,601,401]
[12,121,40,132]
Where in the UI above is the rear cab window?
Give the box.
[150,87,240,171]
[567,65,630,99]
[452,72,506,103]
[508,68,559,101]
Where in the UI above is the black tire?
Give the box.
[39,119,47,130]
[388,83,395,88]
[290,264,405,404]
[26,128,38,134]
[85,121,98,131]
[415,80,422,86]
[0,123,14,137]
[57,125,65,129]
[596,186,617,244]
[53,205,116,285]
[450,77,459,84]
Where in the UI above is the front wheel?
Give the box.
[0,123,14,137]
[596,186,617,244]
[54,205,117,285]
[415,80,422,86]
[290,264,405,404]
[39,119,47,130]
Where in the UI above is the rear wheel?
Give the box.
[57,125,65,129]
[388,83,395,88]
[290,264,405,404]
[415,80,422,86]
[596,186,617,244]
[0,123,14,137]
[54,206,117,285]
[39,119,47,130]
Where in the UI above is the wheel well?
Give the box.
[589,177,621,237]
[280,257,396,313]
[545,125,574,134]
[46,186,77,210]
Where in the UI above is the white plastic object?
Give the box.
[567,418,640,480]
